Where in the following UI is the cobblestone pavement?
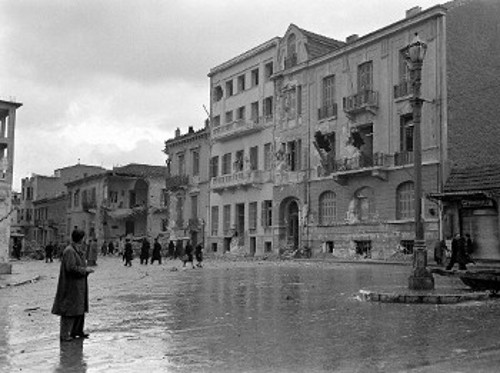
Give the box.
[1,257,500,372]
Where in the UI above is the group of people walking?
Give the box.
[434,233,475,270]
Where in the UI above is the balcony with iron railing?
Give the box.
[211,170,270,191]
[331,152,390,183]
[284,53,298,69]
[212,118,265,142]
[394,78,411,99]
[343,90,379,116]
[318,104,338,120]
[165,174,189,191]
[394,151,414,166]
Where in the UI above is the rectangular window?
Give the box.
[297,85,302,115]
[161,189,169,207]
[237,74,245,92]
[261,200,272,228]
[226,80,233,97]
[264,143,272,170]
[223,204,231,235]
[265,62,274,80]
[285,139,301,171]
[178,152,185,175]
[225,110,233,124]
[192,149,200,176]
[210,156,219,178]
[109,191,118,204]
[211,206,219,236]
[212,115,221,127]
[191,195,198,220]
[222,153,232,175]
[355,240,372,258]
[249,146,258,171]
[399,49,411,83]
[235,150,244,172]
[263,96,273,119]
[251,101,259,122]
[284,89,296,119]
[74,190,80,207]
[237,106,246,120]
[400,114,414,152]
[323,75,335,109]
[251,68,259,86]
[358,61,373,92]
[249,202,258,230]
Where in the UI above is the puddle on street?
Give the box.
[1,260,500,372]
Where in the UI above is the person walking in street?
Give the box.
[433,239,447,266]
[13,240,22,260]
[195,243,203,268]
[446,234,469,270]
[45,242,54,263]
[87,239,98,266]
[151,238,162,265]
[140,238,150,265]
[101,241,107,256]
[51,229,94,342]
[183,240,195,269]
[168,240,175,260]
[175,240,183,261]
[124,238,133,267]
[108,241,115,256]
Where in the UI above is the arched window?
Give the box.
[319,191,336,225]
[396,182,414,220]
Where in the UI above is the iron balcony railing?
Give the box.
[343,90,379,114]
[318,104,338,120]
[333,152,388,172]
[211,170,270,190]
[394,151,414,166]
[212,118,265,140]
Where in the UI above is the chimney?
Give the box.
[346,34,359,44]
[406,6,422,18]
[188,126,194,134]
[175,127,181,138]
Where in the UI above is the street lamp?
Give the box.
[406,33,435,290]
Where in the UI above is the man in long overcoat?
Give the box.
[52,229,94,341]
[151,238,162,265]
[140,238,150,265]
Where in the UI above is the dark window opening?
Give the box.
[355,240,372,258]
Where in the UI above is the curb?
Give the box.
[358,289,492,304]
[0,275,42,290]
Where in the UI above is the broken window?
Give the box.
[357,61,373,92]
[319,75,336,119]
[263,96,273,120]
[261,200,272,228]
[264,143,273,170]
[225,110,233,124]
[222,153,232,175]
[283,88,296,120]
[283,139,301,171]
[355,240,372,258]
[210,156,219,178]
[223,204,231,235]
[213,85,223,102]
[212,115,221,127]
[314,131,336,175]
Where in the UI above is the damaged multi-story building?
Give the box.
[202,0,500,260]
[207,39,279,255]
[65,164,168,243]
[163,125,210,246]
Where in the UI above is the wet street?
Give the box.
[1,257,500,372]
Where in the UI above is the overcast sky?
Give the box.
[1,0,443,191]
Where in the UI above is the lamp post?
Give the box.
[406,33,435,290]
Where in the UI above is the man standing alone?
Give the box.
[51,229,94,341]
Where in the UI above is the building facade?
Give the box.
[0,99,21,273]
[66,164,168,244]
[164,125,210,247]
[207,39,279,255]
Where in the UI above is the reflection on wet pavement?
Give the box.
[1,258,500,372]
